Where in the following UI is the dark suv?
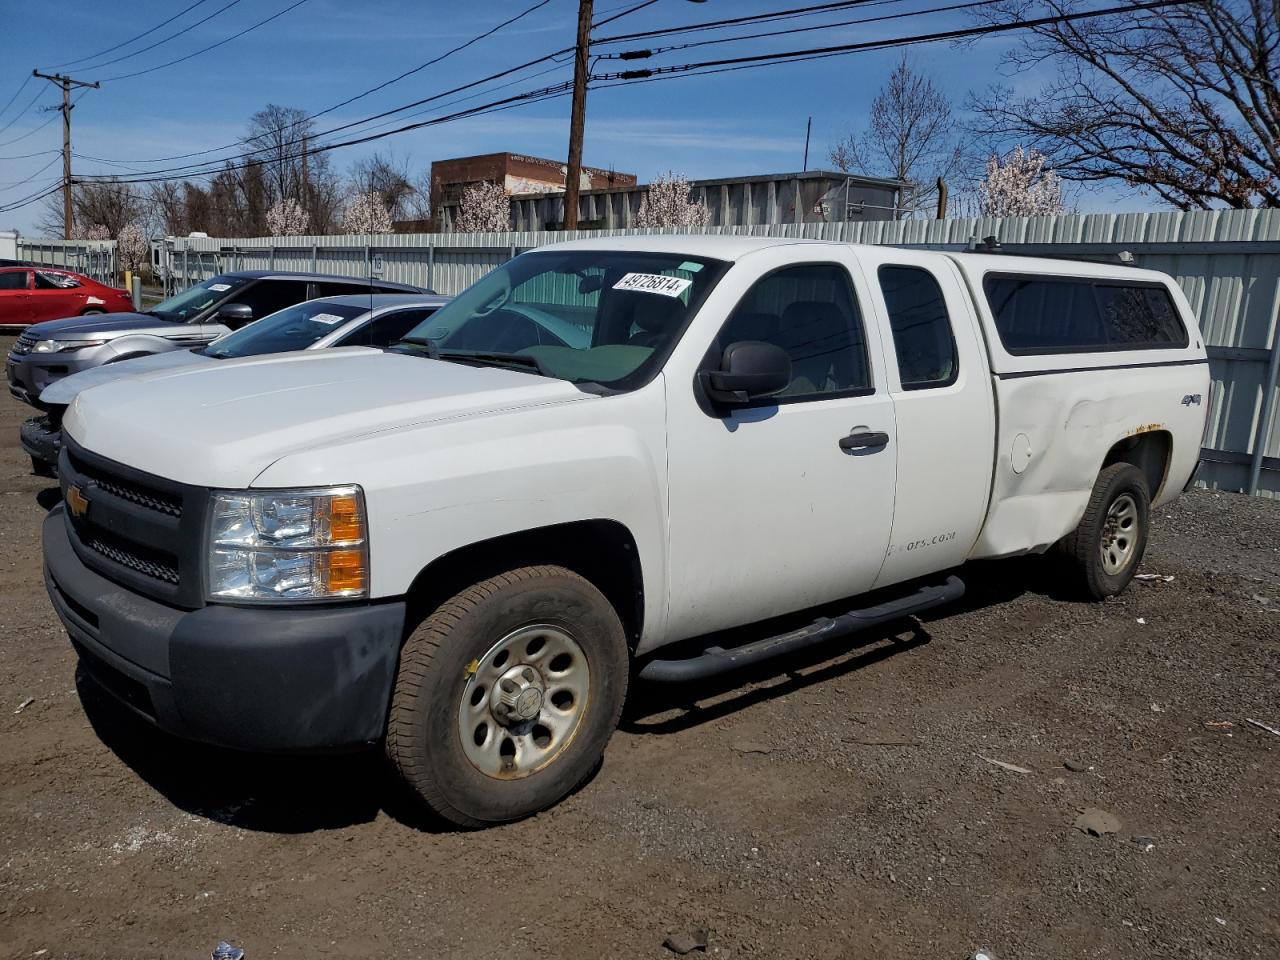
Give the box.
[6,270,427,408]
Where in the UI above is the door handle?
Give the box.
[839,430,889,451]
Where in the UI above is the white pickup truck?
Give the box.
[42,236,1208,827]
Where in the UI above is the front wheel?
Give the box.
[386,565,629,828]
[1056,463,1151,599]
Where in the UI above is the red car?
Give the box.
[0,266,133,328]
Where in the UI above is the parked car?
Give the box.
[0,267,133,328]
[21,293,450,474]
[42,236,1208,827]
[5,270,428,407]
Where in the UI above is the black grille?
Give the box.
[85,533,180,585]
[60,439,208,608]
[10,335,34,356]
[68,451,183,517]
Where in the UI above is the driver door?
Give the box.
[664,256,898,642]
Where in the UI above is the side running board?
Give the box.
[638,575,965,684]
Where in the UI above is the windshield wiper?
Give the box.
[395,335,440,359]
[437,350,548,377]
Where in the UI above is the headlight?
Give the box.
[207,486,369,602]
[33,339,106,353]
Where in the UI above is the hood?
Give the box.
[26,312,178,338]
[40,348,210,406]
[64,347,590,487]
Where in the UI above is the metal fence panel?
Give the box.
[21,208,1280,497]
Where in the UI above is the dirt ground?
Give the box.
[1,333,1277,960]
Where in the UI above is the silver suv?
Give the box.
[6,270,426,407]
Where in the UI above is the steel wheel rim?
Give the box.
[1100,493,1139,575]
[457,624,591,780]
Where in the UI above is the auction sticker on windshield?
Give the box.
[209,283,232,292]
[311,313,345,325]
[613,273,692,298]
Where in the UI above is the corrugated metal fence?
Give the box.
[16,239,117,285]
[20,208,1280,498]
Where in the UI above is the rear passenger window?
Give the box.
[984,275,1187,354]
[718,263,870,400]
[878,266,957,389]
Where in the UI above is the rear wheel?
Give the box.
[386,565,628,828]
[1057,463,1150,599]
[80,309,105,316]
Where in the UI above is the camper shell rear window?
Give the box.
[983,273,1188,355]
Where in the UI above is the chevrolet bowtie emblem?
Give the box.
[66,484,89,519]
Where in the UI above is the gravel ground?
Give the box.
[1,334,1277,959]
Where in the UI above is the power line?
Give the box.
[0,75,32,123]
[0,152,61,190]
[76,5,571,169]
[594,0,899,44]
[101,0,310,82]
[46,0,216,70]
[592,0,661,30]
[303,0,554,126]
[0,147,60,162]
[0,85,49,139]
[63,0,245,74]
[0,181,65,216]
[597,0,1006,58]
[596,0,1202,80]
[77,50,573,180]
[73,82,577,190]
[0,97,67,150]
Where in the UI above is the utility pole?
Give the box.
[562,0,594,231]
[32,70,100,240]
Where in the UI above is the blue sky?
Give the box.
[0,0,1145,235]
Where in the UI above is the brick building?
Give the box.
[429,153,635,231]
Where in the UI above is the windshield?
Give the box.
[203,301,367,359]
[397,250,729,388]
[149,275,251,322]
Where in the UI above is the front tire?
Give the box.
[386,565,629,828]
[1057,463,1151,599]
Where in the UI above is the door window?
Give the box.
[717,263,871,400]
[233,279,310,320]
[877,265,958,389]
[341,307,439,348]
[0,271,30,290]
[34,271,81,289]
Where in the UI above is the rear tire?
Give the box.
[80,309,105,316]
[386,565,629,828]
[1056,463,1150,600]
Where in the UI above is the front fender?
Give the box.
[252,383,671,647]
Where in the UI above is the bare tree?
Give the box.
[36,179,144,238]
[828,56,965,217]
[349,152,419,222]
[969,0,1279,208]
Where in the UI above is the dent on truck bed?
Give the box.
[973,364,1207,559]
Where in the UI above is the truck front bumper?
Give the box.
[43,508,407,752]
[20,414,61,471]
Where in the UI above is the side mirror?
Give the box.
[701,340,792,405]
[216,302,254,329]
